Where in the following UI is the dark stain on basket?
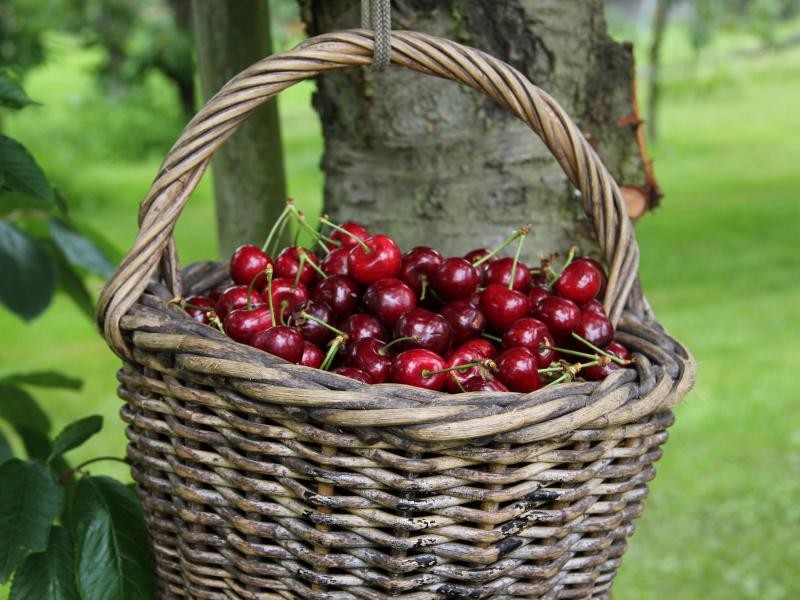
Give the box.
[497,537,523,557]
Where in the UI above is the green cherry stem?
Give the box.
[58,456,129,485]
[265,265,276,323]
[299,248,327,278]
[261,202,292,253]
[183,302,214,312]
[482,332,503,343]
[472,224,532,268]
[541,344,599,361]
[321,335,345,371]
[247,264,271,311]
[299,312,346,337]
[422,359,495,378]
[508,225,531,290]
[378,336,421,356]
[546,245,578,289]
[571,332,634,366]
[319,215,369,252]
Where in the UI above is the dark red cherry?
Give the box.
[230,245,272,290]
[184,295,214,325]
[332,367,372,383]
[530,273,550,290]
[581,298,607,316]
[345,338,392,384]
[330,221,371,248]
[291,300,336,346]
[432,257,480,300]
[391,349,447,391]
[462,377,509,393]
[535,296,581,343]
[251,326,304,363]
[363,278,417,327]
[486,257,532,292]
[444,343,492,393]
[574,257,607,298]
[467,290,482,307]
[341,313,386,346]
[208,284,228,302]
[313,275,360,317]
[528,287,551,314]
[495,347,541,393]
[459,338,498,359]
[268,279,310,323]
[393,308,453,355]
[399,246,444,295]
[479,284,530,332]
[215,285,251,321]
[347,234,402,285]
[502,318,556,367]
[274,246,320,287]
[299,341,324,368]
[554,260,602,305]
[573,311,614,349]
[463,248,494,285]
[583,341,631,381]
[224,305,272,344]
[440,299,486,345]
[320,246,351,276]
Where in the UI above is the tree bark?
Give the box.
[191,0,287,257]
[299,0,654,260]
[646,0,671,142]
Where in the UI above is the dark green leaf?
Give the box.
[0,73,38,110]
[0,135,54,206]
[49,218,114,278]
[48,416,102,462]
[0,371,82,391]
[74,476,154,600]
[53,248,95,320]
[10,526,78,600]
[0,429,13,464]
[16,427,53,462]
[0,221,58,320]
[0,384,51,434]
[0,459,63,583]
[66,217,123,266]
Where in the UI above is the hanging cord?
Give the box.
[361,0,392,70]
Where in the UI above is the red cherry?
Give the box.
[486,257,532,292]
[583,342,632,381]
[535,296,581,343]
[531,273,550,289]
[575,257,607,298]
[393,308,453,355]
[230,245,272,289]
[299,341,325,368]
[347,234,402,285]
[463,248,494,285]
[208,284,228,302]
[268,279,310,323]
[399,246,444,295]
[341,313,386,346]
[274,246,320,287]
[495,347,541,393]
[466,290,482,307]
[444,343,491,393]
[184,295,214,325]
[581,298,607,316]
[528,287,551,314]
[330,222,371,248]
[363,278,417,327]
[459,338,498,359]
[291,300,336,346]
[345,338,392,384]
[440,299,486,345]
[251,326,304,363]
[479,284,530,332]
[320,246,351,276]
[391,349,447,391]
[502,318,556,367]
[224,305,272,344]
[313,275,360,317]
[573,311,614,349]
[461,377,509,393]
[215,285,251,320]
[332,367,372,383]
[432,257,480,300]
[554,261,602,305]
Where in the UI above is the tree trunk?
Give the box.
[191,0,287,257]
[299,0,656,260]
[647,0,671,142]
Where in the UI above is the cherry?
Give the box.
[393,308,453,355]
[535,296,581,343]
[291,300,336,346]
[313,275,360,316]
[581,298,607,316]
[224,305,272,344]
[502,318,557,367]
[583,342,632,381]
[486,257,532,292]
[320,246,351,276]
[495,347,541,393]
[299,341,324,368]
[399,246,444,296]
[184,295,214,324]
[230,245,272,289]
[462,377,509,393]
[528,287,551,314]
[432,257,480,300]
[208,284,228,302]
[274,246,320,287]
[341,313,386,346]
[267,279,309,323]
[479,284,530,332]
[252,326,304,363]
[345,338,392,384]
[440,299,486,345]
[573,311,614,349]
[554,260,602,305]
[443,343,493,393]
[215,285,251,320]
[329,221,370,248]
[391,349,447,391]
[347,234,402,284]
[575,256,607,298]
[464,248,494,285]
[363,278,417,327]
[332,367,372,383]
[467,290,482,307]
[459,337,498,359]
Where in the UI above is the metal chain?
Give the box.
[361,0,392,70]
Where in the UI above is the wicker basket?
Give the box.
[98,30,695,599]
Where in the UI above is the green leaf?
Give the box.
[10,526,78,600]
[0,135,54,207]
[48,416,102,462]
[74,476,154,600]
[0,459,63,583]
[57,258,96,320]
[0,385,51,435]
[0,73,38,110]
[0,371,82,391]
[0,221,58,320]
[0,429,13,464]
[49,218,114,278]
[66,217,123,267]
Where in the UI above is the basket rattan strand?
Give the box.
[98,30,695,599]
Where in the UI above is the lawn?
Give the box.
[2,20,799,600]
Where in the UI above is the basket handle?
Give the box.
[98,29,642,359]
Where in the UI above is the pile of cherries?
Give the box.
[183,202,633,393]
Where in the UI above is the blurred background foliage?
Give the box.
[1,1,799,598]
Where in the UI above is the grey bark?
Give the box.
[192,0,287,257]
[299,0,650,261]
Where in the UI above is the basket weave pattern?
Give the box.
[99,31,695,599]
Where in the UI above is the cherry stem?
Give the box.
[547,245,578,289]
[544,359,598,387]
[265,265,276,323]
[299,249,327,278]
[320,215,368,252]
[422,359,495,378]
[287,203,336,251]
[299,312,345,337]
[472,225,532,267]
[508,228,529,290]
[58,456,128,485]
[293,253,306,289]
[210,315,225,332]
[482,333,503,343]
[571,333,633,366]
[419,277,428,302]
[247,264,271,311]
[541,344,598,361]
[183,302,214,312]
[537,365,565,374]
[378,336,420,356]
[261,202,292,253]
[321,335,345,371]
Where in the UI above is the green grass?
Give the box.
[2,21,799,600]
